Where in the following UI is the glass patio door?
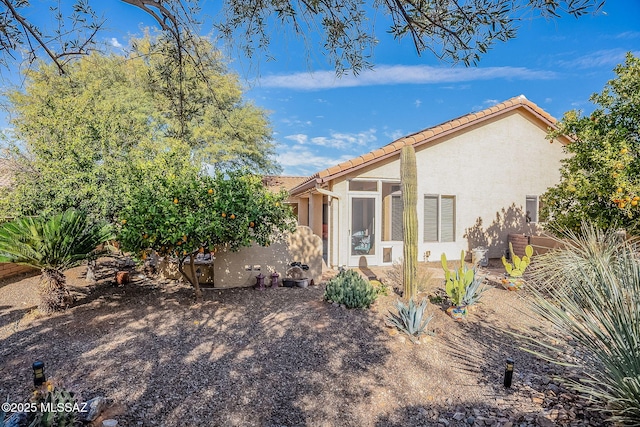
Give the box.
[349,195,378,266]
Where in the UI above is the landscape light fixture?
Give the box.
[504,358,514,388]
[32,361,46,387]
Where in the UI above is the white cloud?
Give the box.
[285,129,377,150]
[110,38,123,49]
[258,65,557,90]
[384,129,405,142]
[414,99,422,108]
[277,147,353,176]
[281,118,313,127]
[614,31,640,39]
[558,49,640,69]
[471,99,500,111]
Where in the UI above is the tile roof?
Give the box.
[262,175,308,193]
[290,95,565,195]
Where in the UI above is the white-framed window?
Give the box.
[526,195,539,223]
[424,195,456,242]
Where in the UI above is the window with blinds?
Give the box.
[441,196,455,242]
[391,195,403,241]
[423,195,439,242]
[424,195,455,242]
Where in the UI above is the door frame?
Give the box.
[347,193,381,266]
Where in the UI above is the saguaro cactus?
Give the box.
[401,145,418,300]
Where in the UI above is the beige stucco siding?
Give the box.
[327,110,566,266]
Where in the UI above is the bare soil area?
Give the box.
[0,259,607,426]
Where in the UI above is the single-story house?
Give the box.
[286,95,571,268]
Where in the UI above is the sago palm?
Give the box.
[0,209,114,314]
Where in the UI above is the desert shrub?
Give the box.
[384,258,435,295]
[370,279,390,296]
[525,224,640,425]
[324,269,378,308]
[386,298,433,343]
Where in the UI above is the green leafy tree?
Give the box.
[0,209,114,314]
[0,0,604,74]
[118,170,296,300]
[542,53,640,234]
[1,34,278,222]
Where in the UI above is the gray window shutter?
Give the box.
[424,196,438,242]
[392,195,403,241]
[441,196,455,242]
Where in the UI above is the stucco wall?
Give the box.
[213,225,322,288]
[329,110,566,265]
[0,263,37,280]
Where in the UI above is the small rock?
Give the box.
[536,415,556,427]
[466,415,475,425]
[438,418,450,426]
[453,412,465,421]
[77,396,107,422]
[547,383,560,393]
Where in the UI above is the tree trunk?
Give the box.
[38,268,71,314]
[178,252,203,301]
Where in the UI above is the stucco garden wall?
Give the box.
[160,226,322,288]
[213,225,322,288]
[0,263,37,280]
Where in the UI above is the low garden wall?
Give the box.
[0,262,37,280]
[159,225,323,288]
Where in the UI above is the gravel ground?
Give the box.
[0,259,609,427]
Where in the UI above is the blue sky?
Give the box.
[5,1,640,176]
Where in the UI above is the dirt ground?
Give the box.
[0,259,607,426]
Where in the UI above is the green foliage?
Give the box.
[401,145,418,301]
[542,53,640,235]
[525,224,640,425]
[324,269,378,309]
[441,251,474,307]
[462,274,489,307]
[119,170,295,298]
[119,170,294,257]
[0,209,113,271]
[0,34,278,222]
[370,279,389,296]
[386,298,434,343]
[501,243,534,278]
[0,209,113,313]
[28,384,78,427]
[0,0,603,75]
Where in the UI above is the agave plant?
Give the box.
[462,274,489,307]
[524,224,640,425]
[386,298,434,343]
[0,209,114,314]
